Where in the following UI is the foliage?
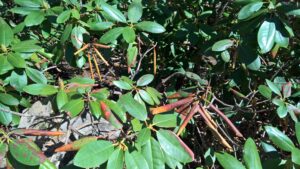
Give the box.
[0,0,299,168]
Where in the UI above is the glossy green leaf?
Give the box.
[142,138,165,169]
[0,103,12,125]
[286,9,300,16]
[125,151,150,169]
[10,71,27,91]
[265,126,295,152]
[119,93,147,121]
[127,44,138,67]
[0,17,14,47]
[9,139,46,166]
[60,24,72,44]
[139,89,154,105]
[39,159,57,169]
[100,27,124,44]
[71,26,87,49]
[257,20,276,53]
[56,10,71,23]
[7,53,26,68]
[282,82,292,98]
[104,100,126,122]
[247,56,261,71]
[0,57,13,75]
[128,0,143,23]
[136,21,165,34]
[11,40,42,52]
[137,128,151,146]
[56,90,68,110]
[107,148,124,169]
[14,0,42,7]
[89,101,101,118]
[258,85,272,99]
[23,84,58,96]
[243,138,262,169]
[153,114,179,128]
[137,74,154,86]
[238,2,264,20]
[25,67,47,84]
[113,80,133,90]
[146,87,160,105]
[296,122,300,144]
[89,22,113,31]
[221,50,230,62]
[0,143,8,163]
[0,93,19,106]
[266,79,281,96]
[101,3,126,23]
[74,140,114,168]
[122,27,136,43]
[61,99,84,117]
[216,152,246,169]
[276,105,288,118]
[157,129,194,163]
[292,148,300,165]
[275,29,289,48]
[212,39,234,52]
[24,11,45,26]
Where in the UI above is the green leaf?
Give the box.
[11,40,42,52]
[24,11,45,26]
[0,57,13,75]
[266,79,281,96]
[275,29,289,48]
[265,126,295,152]
[56,10,71,23]
[101,3,126,23]
[89,101,101,118]
[71,26,87,49]
[142,138,165,169]
[127,44,138,67]
[113,80,133,90]
[0,93,19,106]
[257,20,276,53]
[7,53,26,68]
[221,50,230,63]
[246,56,261,71]
[292,148,300,165]
[212,39,234,52]
[23,84,58,96]
[136,128,151,146]
[153,113,179,128]
[60,24,72,44]
[122,27,136,43]
[104,100,126,122]
[276,105,288,118]
[69,76,95,84]
[74,140,114,168]
[139,89,154,105]
[9,139,46,166]
[25,67,47,84]
[286,9,300,16]
[282,82,292,98]
[0,142,8,163]
[0,103,12,125]
[39,159,57,169]
[125,151,150,169]
[89,22,113,31]
[296,122,300,145]
[216,152,246,169]
[100,27,124,44]
[243,138,262,169]
[146,87,161,105]
[238,2,264,20]
[136,21,165,34]
[14,0,42,7]
[128,0,143,23]
[137,74,154,86]
[258,85,272,99]
[61,99,84,117]
[107,148,124,169]
[56,90,68,110]
[157,129,194,163]
[119,93,147,121]
[0,17,14,47]
[10,71,28,91]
